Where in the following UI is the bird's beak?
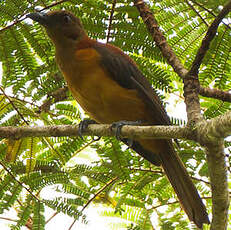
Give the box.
[26,12,49,26]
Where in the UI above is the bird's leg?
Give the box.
[78,119,98,140]
[111,120,143,147]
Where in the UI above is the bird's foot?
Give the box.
[111,120,142,147]
[78,119,97,140]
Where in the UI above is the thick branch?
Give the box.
[199,86,231,102]
[197,110,231,144]
[183,76,202,123]
[133,0,188,78]
[206,144,229,230]
[0,124,194,141]
[189,0,231,76]
[0,111,231,141]
[183,0,231,124]
[133,0,202,123]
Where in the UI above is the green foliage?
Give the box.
[32,201,45,230]
[0,0,230,229]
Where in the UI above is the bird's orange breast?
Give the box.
[56,47,148,124]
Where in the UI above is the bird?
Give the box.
[27,10,209,228]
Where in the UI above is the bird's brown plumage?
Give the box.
[27,10,209,227]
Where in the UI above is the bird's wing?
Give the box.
[93,42,171,125]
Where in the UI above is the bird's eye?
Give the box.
[63,15,72,23]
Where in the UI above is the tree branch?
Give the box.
[133,0,202,123]
[189,0,231,30]
[133,0,231,123]
[206,144,229,230]
[188,0,231,76]
[183,0,231,123]
[133,0,188,79]
[0,110,231,141]
[197,110,231,144]
[199,86,231,102]
[68,177,118,230]
[0,124,194,140]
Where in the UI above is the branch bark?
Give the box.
[197,110,231,144]
[133,0,188,79]
[133,0,202,123]
[134,0,231,123]
[188,0,231,76]
[0,110,231,141]
[199,86,231,102]
[0,124,194,140]
[133,1,230,229]
[206,144,229,230]
[184,0,231,122]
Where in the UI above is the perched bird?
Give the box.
[27,10,209,227]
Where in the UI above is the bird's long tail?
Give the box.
[133,139,209,228]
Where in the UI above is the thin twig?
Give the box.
[0,86,29,125]
[106,0,117,43]
[185,0,209,27]
[0,216,17,222]
[189,0,231,30]
[150,196,215,211]
[0,161,40,202]
[46,212,58,224]
[68,177,118,230]
[129,167,163,174]
[41,0,68,11]
[129,167,210,184]
[71,137,100,158]
[82,177,118,212]
[191,176,210,185]
[0,0,68,33]
[150,200,179,210]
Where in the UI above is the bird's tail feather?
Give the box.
[159,141,209,228]
[134,139,209,228]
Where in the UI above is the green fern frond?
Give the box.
[0,180,22,214]
[43,198,84,219]
[21,171,69,191]
[25,137,40,173]
[11,195,33,229]
[32,201,45,230]
[61,183,91,200]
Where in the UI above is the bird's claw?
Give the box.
[78,119,97,140]
[111,120,142,147]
